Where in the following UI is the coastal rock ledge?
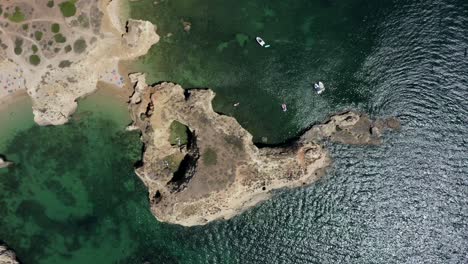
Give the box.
[128,74,399,226]
[0,244,19,264]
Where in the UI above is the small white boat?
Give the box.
[256,37,271,48]
[314,81,325,94]
[281,103,287,112]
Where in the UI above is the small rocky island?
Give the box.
[128,74,400,226]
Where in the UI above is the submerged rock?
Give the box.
[128,74,399,226]
[0,244,19,264]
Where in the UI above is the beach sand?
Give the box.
[0,90,34,151]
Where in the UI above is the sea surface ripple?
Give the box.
[168,1,468,263]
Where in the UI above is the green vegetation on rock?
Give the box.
[47,0,55,8]
[51,23,60,33]
[54,33,67,43]
[29,55,41,66]
[32,44,38,54]
[202,148,217,166]
[73,38,87,54]
[34,31,43,41]
[64,45,72,53]
[21,24,28,30]
[8,7,26,23]
[59,0,77,17]
[168,121,189,146]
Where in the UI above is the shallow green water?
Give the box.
[130,0,393,143]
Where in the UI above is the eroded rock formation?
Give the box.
[128,74,399,226]
[0,245,19,264]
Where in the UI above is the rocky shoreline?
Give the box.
[0,0,159,126]
[0,156,13,169]
[0,244,19,264]
[127,74,400,226]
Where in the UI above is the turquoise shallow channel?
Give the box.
[1,0,468,263]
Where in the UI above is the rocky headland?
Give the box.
[301,110,400,145]
[128,74,400,226]
[0,0,401,230]
[0,244,19,264]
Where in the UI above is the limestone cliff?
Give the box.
[128,74,399,226]
[0,245,19,264]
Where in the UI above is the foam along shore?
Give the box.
[127,74,400,227]
[0,0,159,126]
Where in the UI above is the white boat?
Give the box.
[314,81,325,94]
[281,103,287,112]
[256,37,271,48]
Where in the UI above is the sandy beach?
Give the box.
[0,90,30,112]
